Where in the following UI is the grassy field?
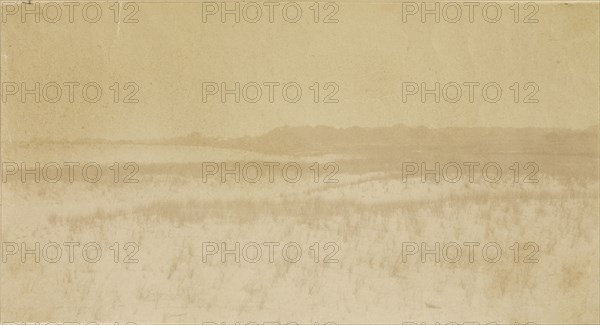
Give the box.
[1,136,598,323]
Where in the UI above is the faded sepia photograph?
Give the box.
[0,1,598,324]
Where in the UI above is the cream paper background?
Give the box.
[0,1,598,324]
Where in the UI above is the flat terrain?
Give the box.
[2,127,598,323]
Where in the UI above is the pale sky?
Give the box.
[2,2,598,141]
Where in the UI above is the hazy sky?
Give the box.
[2,2,598,141]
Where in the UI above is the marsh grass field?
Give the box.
[1,126,599,323]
